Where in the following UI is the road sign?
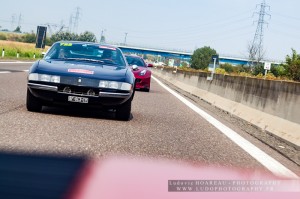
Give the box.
[211,54,219,65]
[264,62,271,70]
[36,26,47,49]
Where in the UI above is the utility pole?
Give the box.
[100,29,106,43]
[68,14,73,33]
[248,0,270,68]
[11,14,16,31]
[73,7,80,33]
[17,13,22,28]
[124,32,128,45]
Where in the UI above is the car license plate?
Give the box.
[68,96,89,103]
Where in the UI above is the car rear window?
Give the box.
[126,56,146,67]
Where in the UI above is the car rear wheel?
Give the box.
[26,89,42,112]
[115,99,132,121]
[144,87,150,92]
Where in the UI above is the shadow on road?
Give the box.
[41,106,133,121]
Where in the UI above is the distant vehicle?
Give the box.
[26,41,135,121]
[125,55,152,92]
[154,61,166,67]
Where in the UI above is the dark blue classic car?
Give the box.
[27,41,135,120]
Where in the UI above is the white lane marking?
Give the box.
[152,76,299,179]
[0,70,28,74]
[0,61,34,64]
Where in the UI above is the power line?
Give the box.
[269,27,300,40]
[100,12,254,35]
[272,12,300,21]
[271,20,300,32]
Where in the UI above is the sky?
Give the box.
[1,0,300,61]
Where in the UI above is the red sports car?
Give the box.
[125,55,152,92]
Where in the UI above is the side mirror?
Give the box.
[132,65,138,70]
[147,63,153,67]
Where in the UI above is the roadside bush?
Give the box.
[265,72,277,80]
[6,33,23,42]
[239,72,252,77]
[234,65,250,73]
[219,64,251,74]
[252,64,264,76]
[256,73,264,78]
[0,40,47,59]
[215,68,227,74]
[181,62,188,67]
[45,37,53,46]
[270,65,286,77]
[22,32,36,43]
[180,66,200,72]
[220,63,234,73]
[255,72,277,80]
[0,33,7,40]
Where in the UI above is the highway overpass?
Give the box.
[114,44,280,66]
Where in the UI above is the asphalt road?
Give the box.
[0,62,299,178]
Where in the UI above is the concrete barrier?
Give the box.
[152,68,300,149]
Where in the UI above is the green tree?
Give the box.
[270,64,286,77]
[252,63,264,76]
[191,46,217,70]
[78,31,97,42]
[50,32,79,44]
[284,49,300,81]
[50,31,97,44]
[13,26,21,33]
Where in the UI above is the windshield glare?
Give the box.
[45,42,126,66]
